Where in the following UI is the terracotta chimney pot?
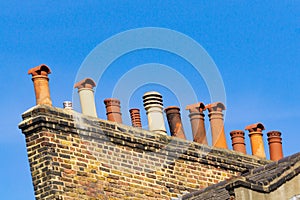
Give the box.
[28,64,52,106]
[245,123,266,158]
[74,78,97,117]
[186,102,208,144]
[104,98,122,123]
[164,106,186,139]
[267,131,283,161]
[206,102,228,148]
[230,130,246,154]
[143,91,167,135]
[129,108,142,128]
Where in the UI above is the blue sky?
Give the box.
[0,1,299,199]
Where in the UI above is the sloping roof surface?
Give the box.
[182,152,300,200]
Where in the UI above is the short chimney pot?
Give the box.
[230,130,246,154]
[143,91,167,135]
[129,108,142,128]
[104,98,122,123]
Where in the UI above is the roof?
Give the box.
[182,152,300,200]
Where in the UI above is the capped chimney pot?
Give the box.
[267,131,283,161]
[206,102,228,148]
[104,98,122,123]
[230,130,246,154]
[28,64,52,106]
[74,78,97,117]
[143,91,167,135]
[186,102,208,144]
[63,101,73,110]
[165,106,186,139]
[129,108,142,128]
[245,122,266,158]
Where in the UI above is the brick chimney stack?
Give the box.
[267,131,283,161]
[28,64,52,106]
[186,102,208,144]
[129,108,142,128]
[206,102,228,148]
[165,106,186,139]
[143,91,167,135]
[230,130,246,154]
[104,98,122,123]
[74,78,97,117]
[245,123,266,159]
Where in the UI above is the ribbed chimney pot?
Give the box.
[230,130,246,154]
[129,108,142,128]
[206,102,228,148]
[165,106,186,139]
[74,78,97,117]
[104,98,122,123]
[245,123,266,158]
[28,64,52,106]
[186,102,208,144]
[267,131,283,161]
[143,91,167,135]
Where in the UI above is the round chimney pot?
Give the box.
[186,102,208,145]
[267,131,283,161]
[129,108,142,128]
[164,106,186,139]
[28,64,52,106]
[74,78,97,117]
[230,130,246,154]
[206,102,227,148]
[143,91,167,135]
[104,98,122,123]
[245,123,266,158]
[63,101,73,110]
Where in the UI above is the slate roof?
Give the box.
[182,152,300,200]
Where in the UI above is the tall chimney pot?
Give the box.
[165,106,186,139]
[245,123,266,158]
[206,102,228,148]
[74,78,97,117]
[143,91,167,135]
[186,102,208,144]
[129,108,142,128]
[230,130,246,154]
[267,131,283,161]
[104,98,122,123]
[28,64,52,106]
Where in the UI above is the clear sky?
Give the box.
[0,1,299,199]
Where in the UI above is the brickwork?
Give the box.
[19,105,270,200]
